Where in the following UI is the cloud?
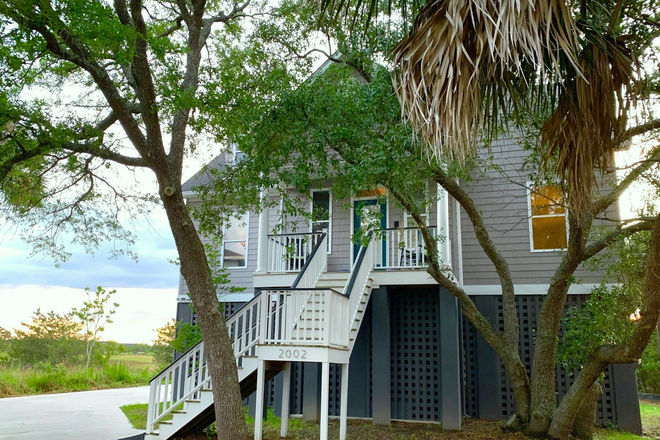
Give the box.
[0,208,179,289]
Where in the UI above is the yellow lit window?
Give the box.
[529,185,567,251]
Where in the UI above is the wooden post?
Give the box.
[280,362,291,437]
[340,363,349,440]
[254,360,266,440]
[256,189,269,274]
[320,362,330,440]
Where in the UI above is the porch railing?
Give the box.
[374,226,437,269]
[260,288,349,348]
[267,232,325,273]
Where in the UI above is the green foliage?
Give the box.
[94,340,126,367]
[72,286,119,368]
[558,232,650,372]
[152,319,176,368]
[0,362,150,397]
[172,322,203,354]
[10,308,85,366]
[637,332,660,394]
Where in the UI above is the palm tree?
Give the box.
[323,0,648,208]
[319,0,659,437]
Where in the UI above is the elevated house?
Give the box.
[143,82,643,440]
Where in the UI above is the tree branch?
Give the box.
[129,0,166,159]
[592,142,660,215]
[431,167,520,349]
[581,221,653,262]
[615,118,660,146]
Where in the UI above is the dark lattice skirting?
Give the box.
[461,294,619,425]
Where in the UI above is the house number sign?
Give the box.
[278,349,307,359]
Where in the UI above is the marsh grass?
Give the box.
[0,362,151,397]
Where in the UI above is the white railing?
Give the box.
[374,226,437,269]
[267,232,324,273]
[291,234,327,288]
[146,341,211,433]
[146,298,263,433]
[345,236,375,343]
[260,288,349,347]
[147,233,329,433]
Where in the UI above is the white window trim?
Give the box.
[222,212,250,269]
[310,189,332,254]
[526,183,568,253]
[231,142,245,164]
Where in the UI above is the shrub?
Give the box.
[104,362,134,382]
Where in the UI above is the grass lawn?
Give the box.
[120,401,660,439]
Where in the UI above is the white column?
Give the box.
[254,360,266,440]
[256,189,270,274]
[320,362,330,440]
[340,363,349,440]
[280,362,291,438]
[437,184,450,265]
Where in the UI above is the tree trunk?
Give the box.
[160,185,248,440]
[572,382,602,440]
[550,213,660,439]
[529,213,590,436]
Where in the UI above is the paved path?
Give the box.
[0,386,149,440]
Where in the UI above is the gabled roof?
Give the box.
[181,153,228,192]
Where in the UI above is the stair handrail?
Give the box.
[343,231,375,351]
[344,231,374,299]
[291,233,327,288]
[147,232,330,434]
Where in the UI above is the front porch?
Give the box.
[253,227,447,289]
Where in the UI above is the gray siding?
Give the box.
[458,135,610,287]
[179,200,259,301]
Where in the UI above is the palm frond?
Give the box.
[540,34,639,209]
[390,0,581,163]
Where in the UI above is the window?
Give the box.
[231,143,246,164]
[222,213,248,267]
[311,190,332,254]
[528,185,567,251]
[403,183,430,227]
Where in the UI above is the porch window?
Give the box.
[222,213,249,267]
[311,190,332,253]
[528,185,567,251]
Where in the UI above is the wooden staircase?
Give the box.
[145,233,376,440]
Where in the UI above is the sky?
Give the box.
[0,153,216,344]
[0,207,180,344]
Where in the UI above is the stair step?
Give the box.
[172,410,187,414]
[185,399,201,403]
[159,421,174,425]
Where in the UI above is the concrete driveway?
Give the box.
[0,386,149,440]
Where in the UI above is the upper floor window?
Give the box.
[528,185,567,252]
[403,183,430,227]
[311,190,332,254]
[232,143,246,164]
[223,213,248,268]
